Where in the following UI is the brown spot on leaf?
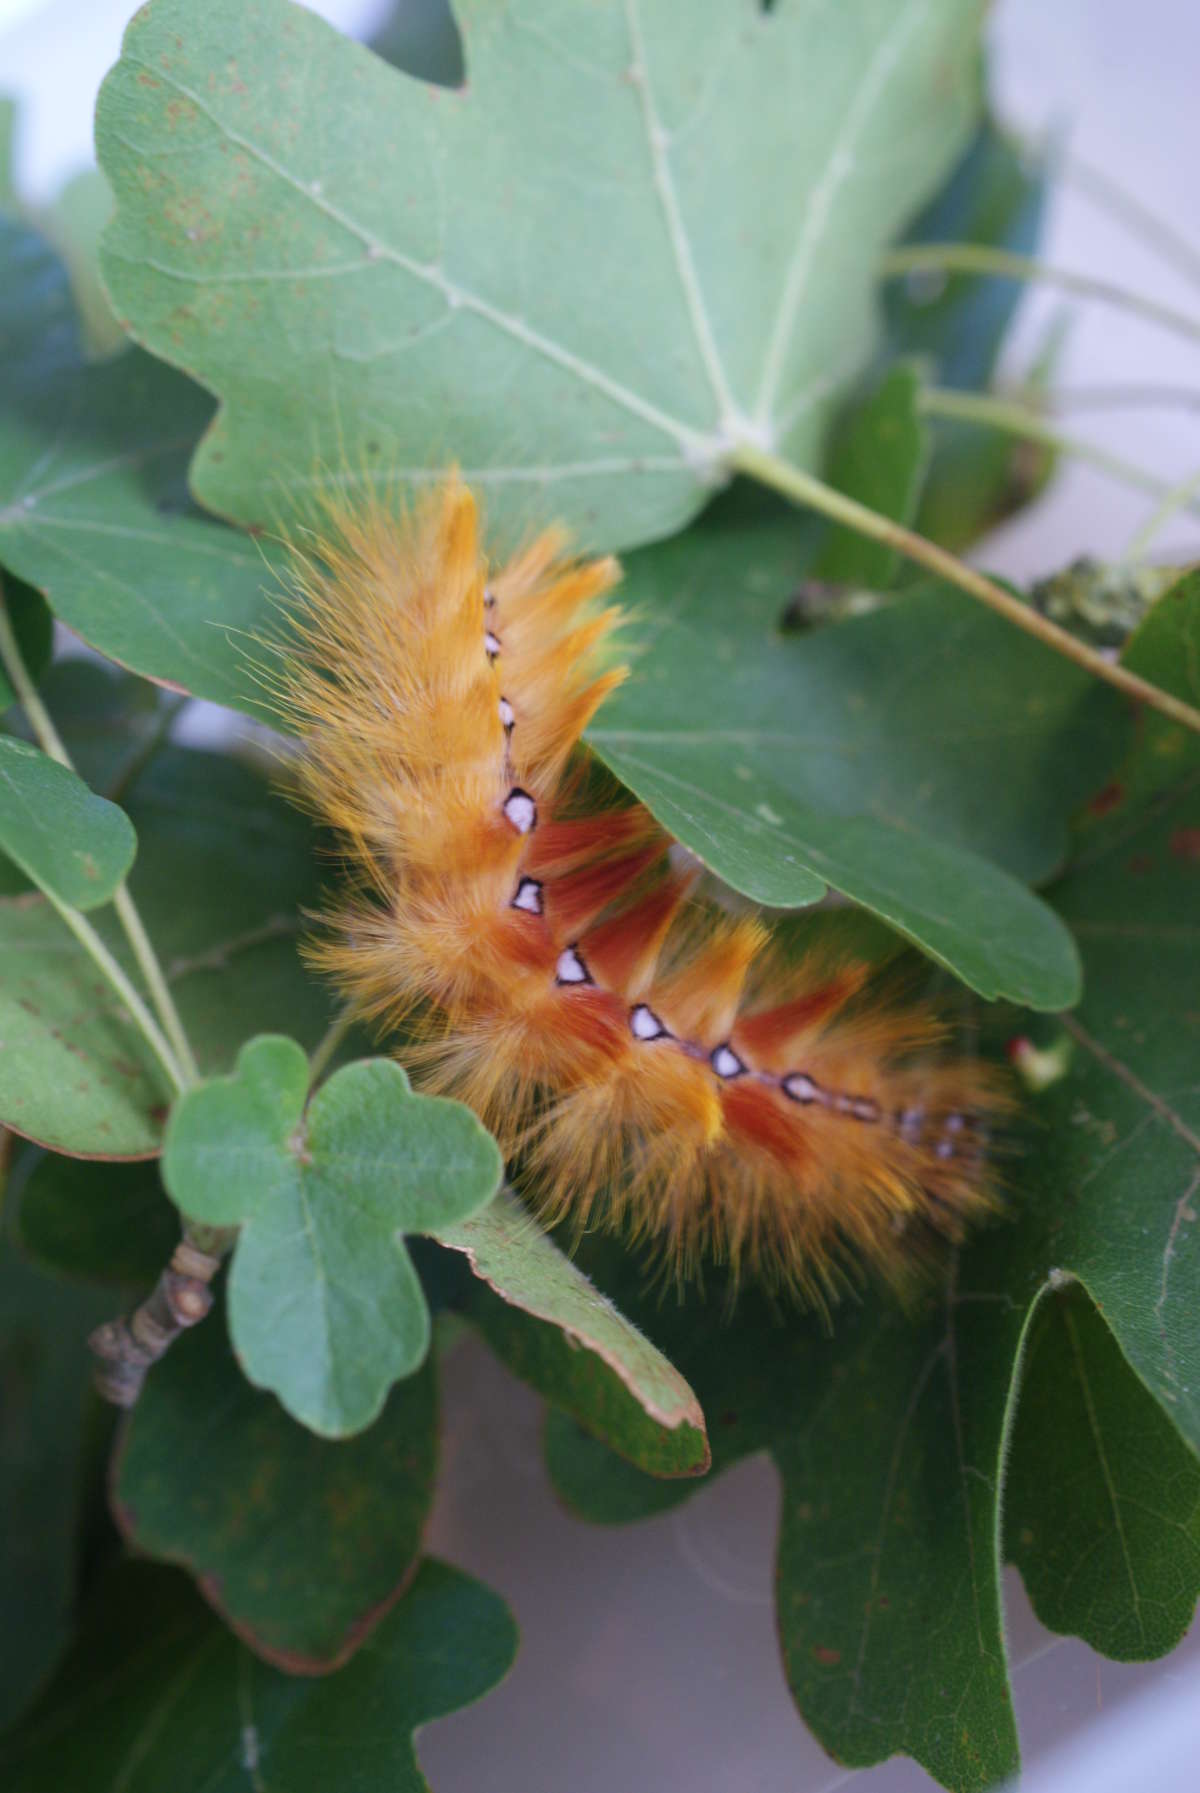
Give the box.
[812,1644,841,1666]
[1169,828,1200,862]
[1088,781,1124,817]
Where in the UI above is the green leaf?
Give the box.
[883,118,1052,553]
[0,746,333,1157]
[0,212,280,712]
[544,574,1200,1787]
[969,571,1200,1499]
[590,495,1114,1006]
[0,1556,517,1791]
[438,1187,708,1475]
[163,1036,503,1434]
[545,1235,1024,1791]
[4,658,169,800]
[1008,573,1200,1456]
[97,0,980,548]
[112,1305,439,1669]
[0,1240,111,1729]
[810,363,929,588]
[14,1150,177,1288]
[1094,566,1200,815]
[1005,1281,1200,1660]
[0,737,136,908]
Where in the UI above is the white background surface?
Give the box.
[2,1,1199,1788]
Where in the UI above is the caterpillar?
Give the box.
[277,480,1007,1302]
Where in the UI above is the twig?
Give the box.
[729,442,1200,737]
[89,1235,228,1407]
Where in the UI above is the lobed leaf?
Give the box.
[113,1309,439,1670]
[1007,570,1200,1456]
[542,573,1200,1790]
[0,736,135,909]
[0,1557,517,1792]
[1005,1280,1200,1660]
[96,0,981,549]
[162,1036,503,1435]
[438,1186,708,1475]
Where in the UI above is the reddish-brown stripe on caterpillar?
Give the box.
[277,480,1010,1301]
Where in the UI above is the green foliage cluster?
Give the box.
[1,3,1198,1788]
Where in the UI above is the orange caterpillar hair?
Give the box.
[278,481,1007,1301]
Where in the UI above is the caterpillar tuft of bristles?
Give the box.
[276,479,1011,1304]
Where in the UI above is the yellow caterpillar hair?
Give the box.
[277,480,1007,1301]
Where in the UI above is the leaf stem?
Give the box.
[0,585,200,1087]
[729,442,1200,737]
[112,886,200,1083]
[1123,464,1200,564]
[1051,383,1200,417]
[308,1002,359,1088]
[1064,155,1200,296]
[41,885,185,1096]
[879,242,1200,347]
[106,692,189,805]
[917,385,1200,516]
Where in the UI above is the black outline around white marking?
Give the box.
[555,945,592,986]
[511,878,543,915]
[503,787,537,834]
[630,1004,671,1042]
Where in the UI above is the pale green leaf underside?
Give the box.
[96,0,981,547]
[163,1036,503,1435]
[438,1186,708,1464]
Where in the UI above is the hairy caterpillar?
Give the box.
[277,481,1007,1301]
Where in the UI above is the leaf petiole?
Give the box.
[880,241,1200,346]
[0,584,199,1089]
[308,1001,359,1089]
[1122,464,1200,564]
[917,385,1200,520]
[728,441,1200,737]
[37,885,186,1097]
